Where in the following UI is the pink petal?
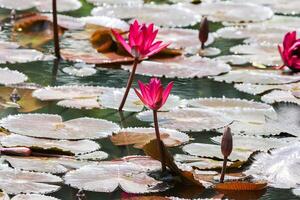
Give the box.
[134,88,148,106]
[146,42,170,58]
[138,80,151,105]
[161,81,174,106]
[111,29,132,55]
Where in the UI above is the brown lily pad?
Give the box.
[111,127,189,149]
[215,181,267,191]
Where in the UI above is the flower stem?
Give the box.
[52,0,60,59]
[220,156,228,183]
[118,58,139,111]
[153,110,167,173]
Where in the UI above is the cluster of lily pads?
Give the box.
[0,0,300,199]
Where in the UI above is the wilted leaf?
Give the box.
[122,56,231,79]
[215,181,267,191]
[143,139,203,186]
[137,108,232,132]
[0,114,120,139]
[0,168,62,194]
[64,156,169,193]
[1,134,100,155]
[111,127,189,149]
[13,14,64,48]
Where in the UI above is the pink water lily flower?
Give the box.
[111,20,169,60]
[278,31,300,72]
[134,78,173,111]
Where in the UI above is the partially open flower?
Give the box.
[278,31,300,72]
[111,20,169,60]
[134,78,173,111]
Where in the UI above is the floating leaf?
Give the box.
[0,87,47,112]
[111,127,189,149]
[2,156,94,174]
[216,54,281,66]
[212,70,300,84]
[122,56,231,79]
[42,14,85,30]
[211,135,292,153]
[0,68,27,85]
[261,90,300,105]
[76,151,108,161]
[137,108,232,132]
[98,88,182,112]
[293,188,300,197]
[187,47,221,57]
[156,28,214,52]
[0,168,62,194]
[81,16,129,30]
[0,0,81,12]
[62,63,97,77]
[246,142,300,189]
[234,82,300,95]
[1,134,100,155]
[232,0,300,15]
[182,1,273,23]
[0,41,19,49]
[185,97,277,123]
[215,181,267,191]
[0,114,120,139]
[57,98,101,110]
[91,4,200,27]
[174,154,238,170]
[227,104,300,137]
[87,0,142,6]
[32,85,109,101]
[0,49,47,64]
[11,194,60,200]
[182,143,251,162]
[64,156,168,193]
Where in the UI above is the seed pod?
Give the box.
[199,17,209,49]
[221,126,233,157]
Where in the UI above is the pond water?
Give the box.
[0,0,300,199]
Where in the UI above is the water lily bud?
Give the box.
[221,127,233,158]
[0,147,32,156]
[199,17,209,49]
[10,88,21,103]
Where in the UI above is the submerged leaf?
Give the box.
[111,127,189,149]
[64,156,168,193]
[1,134,100,155]
[0,87,47,112]
[122,56,231,79]
[0,114,120,139]
[0,168,62,194]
